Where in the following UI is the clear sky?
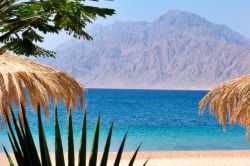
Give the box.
[42,0,250,50]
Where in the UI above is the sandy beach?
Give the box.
[1,150,250,166]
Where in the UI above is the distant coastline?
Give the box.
[85,86,211,91]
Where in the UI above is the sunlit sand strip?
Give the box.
[1,151,250,166]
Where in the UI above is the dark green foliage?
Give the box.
[0,0,115,57]
[3,106,147,165]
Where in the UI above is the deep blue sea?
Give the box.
[0,89,250,152]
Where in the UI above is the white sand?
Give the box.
[1,151,250,166]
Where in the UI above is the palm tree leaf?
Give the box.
[0,1,115,57]
[78,111,87,166]
[55,106,65,166]
[0,0,15,17]
[68,109,75,166]
[89,114,100,166]
[100,121,114,166]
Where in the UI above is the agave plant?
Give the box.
[3,105,148,166]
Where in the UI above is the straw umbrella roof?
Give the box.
[199,74,250,140]
[0,52,84,121]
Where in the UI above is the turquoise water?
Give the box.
[0,89,250,152]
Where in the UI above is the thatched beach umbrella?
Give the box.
[0,52,84,122]
[199,74,250,139]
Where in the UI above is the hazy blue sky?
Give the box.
[42,0,250,49]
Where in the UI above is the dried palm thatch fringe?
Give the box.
[199,74,250,140]
[0,52,84,124]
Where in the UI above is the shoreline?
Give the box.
[85,87,210,91]
[1,150,250,166]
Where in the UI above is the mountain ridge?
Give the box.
[38,10,250,90]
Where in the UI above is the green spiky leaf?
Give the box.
[38,105,52,166]
[143,158,150,166]
[5,111,24,164]
[78,111,87,166]
[100,121,113,166]
[20,105,41,165]
[113,131,128,166]
[55,106,65,166]
[10,107,33,165]
[7,131,24,165]
[128,144,141,166]
[3,107,143,166]
[68,109,74,166]
[3,145,14,166]
[89,114,100,166]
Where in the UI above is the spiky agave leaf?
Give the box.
[143,158,150,166]
[9,107,33,165]
[5,110,22,153]
[20,104,41,165]
[128,144,141,166]
[7,132,23,165]
[3,145,14,166]
[100,121,114,166]
[78,111,87,166]
[113,131,128,166]
[89,114,100,166]
[55,106,65,166]
[4,108,146,166]
[68,109,74,166]
[38,105,52,166]
[6,119,24,165]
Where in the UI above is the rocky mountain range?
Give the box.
[39,10,250,90]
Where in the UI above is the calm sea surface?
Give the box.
[0,89,250,152]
